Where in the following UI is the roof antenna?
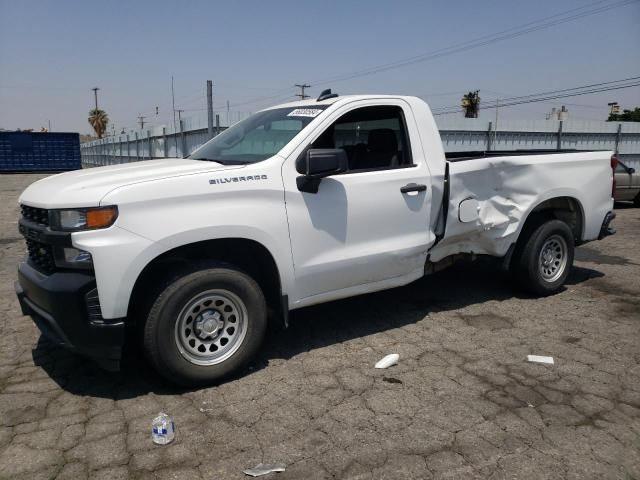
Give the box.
[317,89,338,102]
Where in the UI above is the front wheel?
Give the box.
[512,219,575,296]
[143,265,267,386]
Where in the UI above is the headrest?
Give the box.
[368,129,398,153]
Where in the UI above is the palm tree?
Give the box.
[461,90,481,118]
[88,109,109,138]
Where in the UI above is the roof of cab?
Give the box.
[261,94,417,111]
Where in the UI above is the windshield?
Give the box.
[189,106,328,164]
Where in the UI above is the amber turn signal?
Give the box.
[86,206,118,229]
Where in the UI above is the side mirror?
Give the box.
[629,167,636,174]
[296,148,347,193]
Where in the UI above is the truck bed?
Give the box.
[429,149,613,263]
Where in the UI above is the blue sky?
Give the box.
[1,0,639,133]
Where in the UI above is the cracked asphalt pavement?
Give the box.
[1,173,639,479]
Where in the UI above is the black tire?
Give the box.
[143,264,267,386]
[511,219,575,296]
[633,192,640,208]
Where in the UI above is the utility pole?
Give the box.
[295,83,311,100]
[207,80,214,138]
[91,87,100,111]
[226,100,230,126]
[494,98,499,148]
[177,109,184,123]
[171,76,178,156]
[137,115,146,130]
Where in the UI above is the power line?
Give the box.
[121,0,637,123]
[430,78,640,115]
[477,76,640,105]
[311,0,636,85]
[219,0,635,110]
[428,76,640,112]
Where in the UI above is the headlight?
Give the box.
[50,206,118,232]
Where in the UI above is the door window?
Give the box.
[312,106,413,172]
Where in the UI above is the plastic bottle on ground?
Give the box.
[151,412,175,445]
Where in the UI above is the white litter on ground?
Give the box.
[243,463,286,477]
[375,353,399,369]
[527,355,554,364]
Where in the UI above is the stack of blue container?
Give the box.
[0,132,81,172]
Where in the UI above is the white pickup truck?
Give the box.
[16,91,616,385]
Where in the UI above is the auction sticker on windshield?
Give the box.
[288,109,323,118]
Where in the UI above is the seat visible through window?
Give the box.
[312,105,412,172]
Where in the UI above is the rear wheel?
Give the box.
[633,192,640,207]
[143,265,267,386]
[512,219,574,296]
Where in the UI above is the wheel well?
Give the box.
[504,196,583,272]
[128,238,283,326]
[526,196,584,241]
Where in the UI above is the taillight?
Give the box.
[611,154,618,197]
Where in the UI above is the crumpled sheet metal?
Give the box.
[428,153,612,262]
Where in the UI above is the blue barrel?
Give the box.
[0,132,81,172]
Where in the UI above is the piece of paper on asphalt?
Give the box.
[375,353,399,369]
[527,355,554,364]
[243,463,287,477]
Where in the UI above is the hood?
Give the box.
[19,158,242,208]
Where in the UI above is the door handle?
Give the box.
[400,183,427,194]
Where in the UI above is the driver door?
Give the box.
[282,99,435,305]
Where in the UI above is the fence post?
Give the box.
[180,119,187,158]
[147,130,152,160]
[614,123,622,154]
[163,127,168,158]
[487,121,493,151]
[557,120,563,150]
[215,114,220,136]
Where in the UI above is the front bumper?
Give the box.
[15,261,125,371]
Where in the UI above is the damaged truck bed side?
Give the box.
[16,91,616,385]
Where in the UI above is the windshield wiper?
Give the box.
[189,157,252,165]
[189,157,226,164]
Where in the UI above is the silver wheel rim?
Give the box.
[174,289,248,366]
[539,234,568,283]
